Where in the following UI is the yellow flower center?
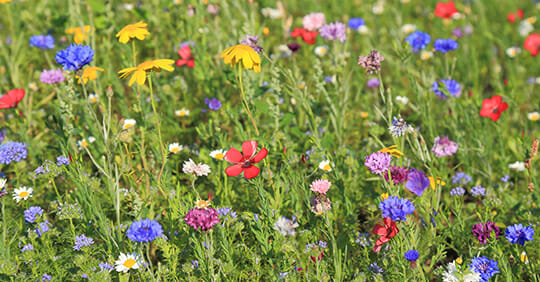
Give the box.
[318,48,327,55]
[124,124,134,130]
[323,164,331,171]
[80,141,88,147]
[19,191,29,198]
[171,147,180,153]
[123,259,136,268]
[178,111,187,116]
[196,200,211,209]
[360,112,368,118]
[456,257,462,264]
[215,153,224,160]
[531,114,539,121]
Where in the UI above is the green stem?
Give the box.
[238,66,260,137]
[148,74,167,186]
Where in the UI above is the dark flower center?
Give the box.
[492,107,499,113]
[243,160,252,168]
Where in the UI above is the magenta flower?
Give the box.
[431,136,459,157]
[384,166,409,184]
[185,207,220,231]
[472,221,501,244]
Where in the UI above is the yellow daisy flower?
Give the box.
[381,193,389,199]
[195,199,211,209]
[116,21,151,44]
[428,176,446,190]
[0,0,13,3]
[220,44,261,72]
[76,66,104,84]
[118,59,175,86]
[379,145,404,158]
[65,25,93,44]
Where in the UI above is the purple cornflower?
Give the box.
[379,196,415,221]
[450,187,465,196]
[405,168,430,197]
[505,224,535,246]
[240,35,263,53]
[431,136,459,157]
[472,221,501,244]
[358,50,384,74]
[452,27,464,38]
[24,206,44,223]
[384,166,409,184]
[452,172,472,185]
[21,244,33,252]
[40,69,66,84]
[319,22,347,42]
[56,156,70,166]
[364,152,392,175]
[469,256,499,282]
[405,31,431,53]
[185,207,220,231]
[0,141,28,164]
[432,79,461,99]
[126,218,164,242]
[366,78,380,88]
[471,186,486,196]
[434,38,458,53]
[55,44,94,71]
[204,97,222,111]
[29,34,55,50]
[73,234,95,250]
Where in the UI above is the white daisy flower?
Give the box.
[88,93,99,103]
[13,186,33,203]
[318,160,332,172]
[527,111,539,121]
[77,139,89,149]
[168,143,183,154]
[372,2,384,15]
[395,96,409,106]
[175,108,190,117]
[314,45,329,57]
[122,119,136,130]
[209,149,227,160]
[509,161,526,171]
[183,159,211,177]
[401,24,416,34]
[115,253,141,273]
[519,20,534,37]
[505,46,521,58]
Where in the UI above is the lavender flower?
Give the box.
[56,156,70,166]
[21,244,33,252]
[204,97,222,111]
[364,152,392,175]
[24,206,44,223]
[319,22,347,42]
[99,262,114,272]
[358,50,384,74]
[366,78,380,88]
[450,187,465,196]
[452,172,472,185]
[471,185,486,196]
[431,136,459,157]
[73,234,95,250]
[39,69,66,84]
[0,142,28,164]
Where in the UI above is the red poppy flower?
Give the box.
[479,95,508,121]
[434,1,458,19]
[224,140,268,179]
[176,46,195,68]
[290,28,318,45]
[372,217,399,253]
[524,33,540,56]
[507,9,524,23]
[290,28,306,38]
[0,89,25,109]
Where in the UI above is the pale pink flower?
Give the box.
[310,179,331,194]
[303,13,326,31]
[182,159,211,177]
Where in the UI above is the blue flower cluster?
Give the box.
[471,185,486,196]
[434,38,459,53]
[505,224,535,246]
[29,34,55,50]
[469,256,500,282]
[126,218,164,243]
[0,141,28,165]
[73,234,95,251]
[450,187,465,196]
[452,172,472,184]
[405,31,431,52]
[432,79,461,99]
[24,206,43,223]
[55,44,94,71]
[379,196,415,221]
[56,155,70,166]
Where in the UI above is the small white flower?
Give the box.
[535,77,540,84]
[318,160,332,172]
[0,178,7,189]
[175,108,190,117]
[12,186,33,203]
[314,45,329,57]
[77,139,89,149]
[527,111,540,121]
[357,25,369,34]
[88,136,96,143]
[420,50,433,60]
[401,24,416,34]
[372,2,384,15]
[521,251,529,264]
[273,217,299,236]
[209,149,227,160]
[168,143,183,154]
[519,20,534,37]
[261,7,282,19]
[395,96,409,106]
[115,253,141,273]
[123,3,134,10]
[451,12,463,20]
[183,159,211,177]
[122,119,136,130]
[505,46,521,58]
[509,161,526,172]
[88,93,99,103]
[442,261,481,282]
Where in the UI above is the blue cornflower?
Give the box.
[404,168,430,197]
[98,262,114,273]
[379,196,415,221]
[204,97,222,111]
[434,38,458,53]
[450,187,465,196]
[0,141,28,165]
[404,250,419,261]
[388,116,413,137]
[505,224,535,246]
[35,220,51,237]
[73,234,95,250]
[469,256,500,282]
[0,128,7,143]
[126,218,163,243]
[432,79,461,99]
[452,172,472,184]
[405,31,431,53]
[24,206,44,223]
[55,44,94,71]
[21,244,33,252]
[471,185,486,196]
[29,34,55,50]
[347,18,365,29]
[56,156,70,166]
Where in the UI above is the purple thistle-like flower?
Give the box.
[0,142,28,165]
[452,27,464,38]
[366,78,380,88]
[432,79,461,99]
[404,168,430,196]
[364,152,392,175]
[431,136,459,157]
[126,218,163,242]
[73,234,95,250]
[471,185,486,196]
[24,206,44,223]
[319,22,347,42]
[472,221,501,244]
[469,256,500,282]
[240,35,263,53]
[504,224,535,246]
[384,166,409,184]
[40,69,66,84]
[185,207,220,231]
[204,97,222,111]
[358,50,384,74]
[379,196,415,221]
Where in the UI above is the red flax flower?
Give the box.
[507,9,524,23]
[224,140,268,179]
[434,1,458,19]
[176,46,194,68]
[372,217,399,253]
[479,95,508,121]
[524,33,540,56]
[290,28,318,45]
[0,89,25,109]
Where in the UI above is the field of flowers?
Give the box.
[0,0,539,281]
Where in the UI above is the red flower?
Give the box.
[310,251,324,263]
[224,140,268,179]
[372,217,399,253]
[434,1,458,19]
[507,9,524,23]
[479,95,508,121]
[524,33,540,56]
[176,46,195,68]
[0,89,25,109]
[290,28,318,45]
[290,28,305,38]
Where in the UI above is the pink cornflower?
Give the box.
[40,69,66,84]
[431,136,459,157]
[310,179,331,194]
[302,13,326,31]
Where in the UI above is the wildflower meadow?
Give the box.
[1,0,540,281]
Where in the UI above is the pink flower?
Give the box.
[184,207,220,231]
[310,179,331,194]
[302,13,326,31]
